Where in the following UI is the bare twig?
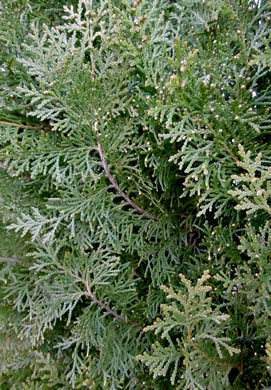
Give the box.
[0,256,20,264]
[97,141,157,221]
[85,272,142,328]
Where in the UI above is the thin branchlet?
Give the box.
[85,272,142,328]
[0,256,20,264]
[0,121,44,130]
[96,140,158,221]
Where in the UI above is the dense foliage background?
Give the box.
[0,0,270,388]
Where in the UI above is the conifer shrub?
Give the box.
[0,0,270,388]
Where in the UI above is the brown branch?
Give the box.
[97,141,157,221]
[0,121,44,130]
[85,272,142,328]
[0,256,20,264]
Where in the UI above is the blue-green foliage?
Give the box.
[0,0,270,389]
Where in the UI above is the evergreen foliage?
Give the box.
[0,0,270,388]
